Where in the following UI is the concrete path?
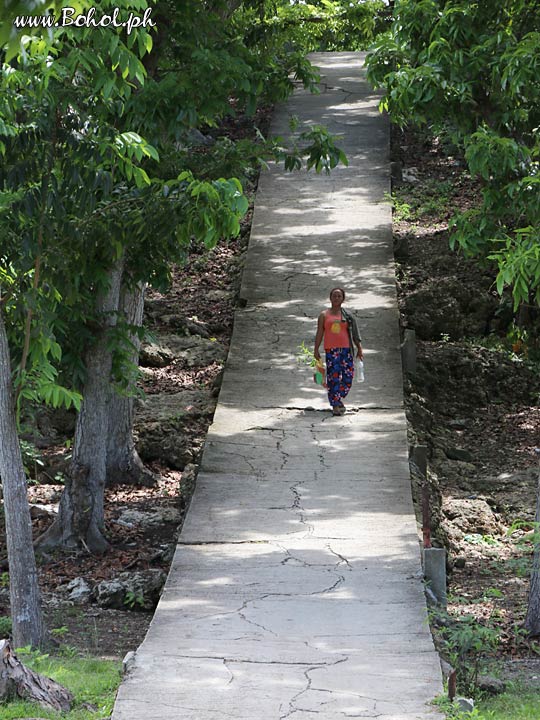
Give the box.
[112,52,443,720]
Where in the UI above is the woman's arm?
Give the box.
[314,312,325,360]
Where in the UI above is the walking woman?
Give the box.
[314,288,363,416]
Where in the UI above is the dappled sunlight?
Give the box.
[114,51,443,720]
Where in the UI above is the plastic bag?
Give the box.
[313,359,326,387]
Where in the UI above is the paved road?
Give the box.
[112,52,443,720]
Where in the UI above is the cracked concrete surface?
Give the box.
[112,52,443,720]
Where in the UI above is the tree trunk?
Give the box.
[525,464,540,636]
[0,640,72,710]
[0,310,44,648]
[106,281,155,487]
[35,255,125,554]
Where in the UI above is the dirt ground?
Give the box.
[392,125,540,684]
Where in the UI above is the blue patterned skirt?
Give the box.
[325,347,354,407]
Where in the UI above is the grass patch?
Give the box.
[477,688,540,719]
[0,649,122,720]
[388,179,456,222]
[437,686,540,719]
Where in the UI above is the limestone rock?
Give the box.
[404,276,498,343]
[402,166,420,183]
[160,313,188,331]
[135,390,216,470]
[406,289,463,341]
[137,430,193,470]
[442,497,502,537]
[406,392,434,431]
[141,333,226,370]
[184,318,211,338]
[114,510,148,528]
[415,342,537,412]
[163,334,226,368]
[477,675,506,695]
[433,459,477,493]
[116,507,182,531]
[125,569,167,610]
[139,342,175,368]
[94,579,125,609]
[134,389,214,425]
[66,578,93,604]
[95,570,167,611]
[456,698,474,712]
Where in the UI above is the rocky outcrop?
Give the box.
[140,334,227,369]
[413,343,537,413]
[94,570,167,611]
[116,507,182,531]
[134,389,217,469]
[65,578,93,605]
[442,497,502,549]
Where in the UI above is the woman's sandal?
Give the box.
[332,406,341,416]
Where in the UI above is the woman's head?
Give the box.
[329,287,345,304]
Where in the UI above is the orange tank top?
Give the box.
[323,311,350,350]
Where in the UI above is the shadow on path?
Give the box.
[112,51,443,720]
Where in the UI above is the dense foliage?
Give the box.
[0,6,156,411]
[0,0,351,416]
[237,0,390,53]
[366,0,540,315]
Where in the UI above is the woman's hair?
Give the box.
[329,287,346,300]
